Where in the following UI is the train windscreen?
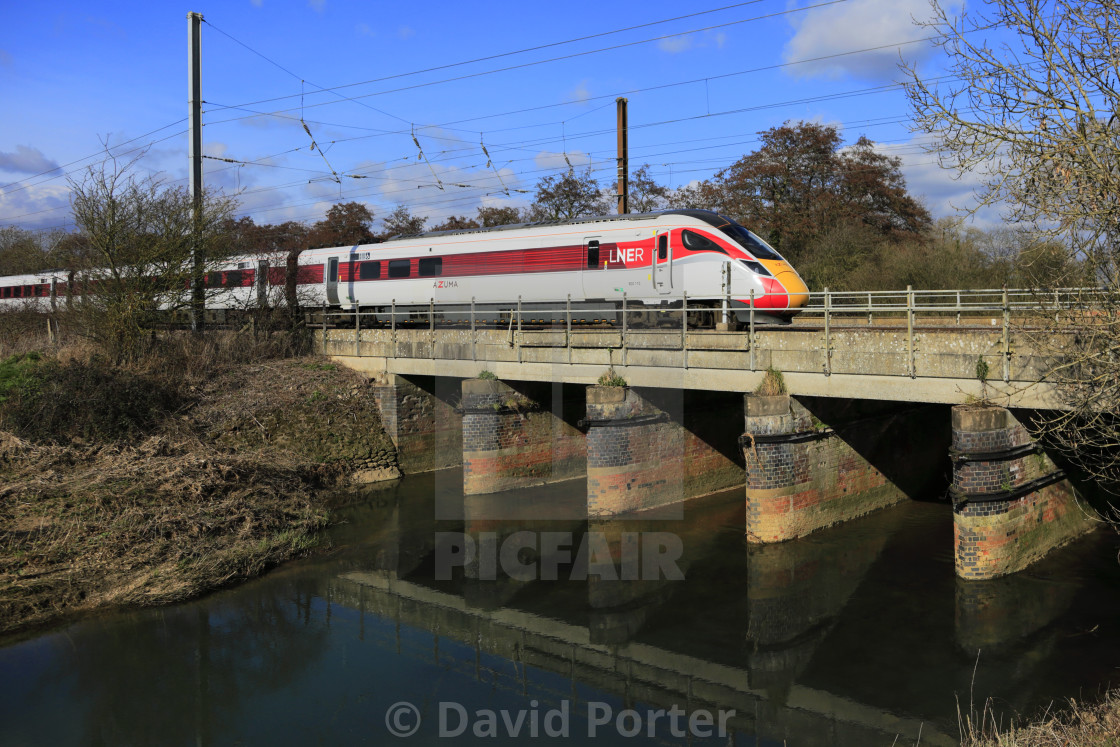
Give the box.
[718,220,784,261]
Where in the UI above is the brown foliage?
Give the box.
[695,121,931,262]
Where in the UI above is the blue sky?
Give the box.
[0,0,980,235]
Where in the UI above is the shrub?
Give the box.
[756,367,787,396]
[0,356,181,443]
[597,367,627,387]
[477,370,497,380]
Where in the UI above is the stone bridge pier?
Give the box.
[362,368,1099,581]
[950,404,1094,580]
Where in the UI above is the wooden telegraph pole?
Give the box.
[616,97,629,215]
[188,11,205,332]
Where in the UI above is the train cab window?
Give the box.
[681,230,726,254]
[388,259,411,279]
[586,240,600,268]
[418,257,443,277]
[359,261,381,280]
[658,234,668,260]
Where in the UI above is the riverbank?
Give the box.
[964,691,1120,746]
[0,345,399,636]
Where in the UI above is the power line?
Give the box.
[0,120,188,196]
[204,0,849,122]
[205,0,779,114]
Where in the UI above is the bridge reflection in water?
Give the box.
[4,470,1120,746]
[313,472,1120,746]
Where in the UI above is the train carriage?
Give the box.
[288,209,809,326]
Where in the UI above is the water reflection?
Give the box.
[2,471,1119,746]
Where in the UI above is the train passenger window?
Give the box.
[681,230,725,254]
[658,234,668,260]
[586,240,599,268]
[388,260,411,278]
[359,261,381,280]
[2,287,10,298]
[225,270,243,287]
[419,257,443,277]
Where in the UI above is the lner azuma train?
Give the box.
[296,209,809,325]
[0,210,809,324]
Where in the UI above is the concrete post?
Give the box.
[951,404,1093,580]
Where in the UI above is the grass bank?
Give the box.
[962,692,1120,746]
[0,334,398,636]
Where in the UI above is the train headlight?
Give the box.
[741,260,772,277]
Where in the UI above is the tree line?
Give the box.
[0,121,1086,296]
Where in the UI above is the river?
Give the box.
[2,470,1119,745]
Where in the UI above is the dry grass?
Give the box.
[755,366,787,396]
[0,433,329,635]
[0,334,397,636]
[960,692,1120,746]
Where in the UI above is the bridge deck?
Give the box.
[320,321,1061,408]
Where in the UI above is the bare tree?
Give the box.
[379,205,427,238]
[904,0,1120,487]
[476,205,523,227]
[67,152,236,362]
[525,168,609,222]
[625,164,671,213]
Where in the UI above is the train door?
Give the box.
[326,257,340,306]
[653,231,672,294]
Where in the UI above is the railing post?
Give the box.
[1002,285,1011,383]
[823,287,831,376]
[867,291,873,326]
[355,304,361,356]
[322,300,327,353]
[682,291,688,369]
[906,285,915,378]
[429,297,435,359]
[566,293,572,364]
[749,288,756,372]
[621,292,628,367]
[956,290,962,326]
[470,296,476,362]
[517,295,522,364]
[722,262,730,326]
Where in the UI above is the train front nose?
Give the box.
[760,260,809,309]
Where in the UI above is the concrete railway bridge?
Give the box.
[316,288,1102,580]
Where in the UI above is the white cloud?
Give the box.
[0,49,12,67]
[0,182,73,231]
[659,34,694,54]
[568,80,592,104]
[356,22,374,38]
[397,26,415,40]
[658,30,728,55]
[783,0,947,81]
[871,136,1005,228]
[533,150,592,171]
[308,0,325,12]
[0,146,61,176]
[249,0,263,7]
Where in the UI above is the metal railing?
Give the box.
[319,287,1104,383]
